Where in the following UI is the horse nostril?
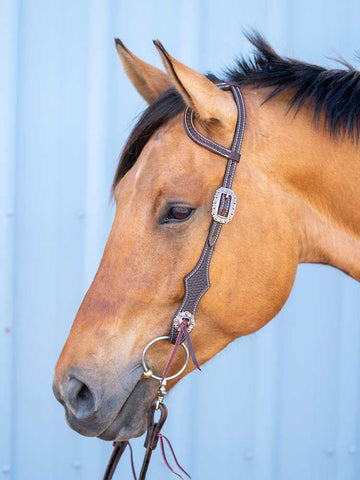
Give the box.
[65,377,98,420]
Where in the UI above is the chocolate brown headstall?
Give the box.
[102,82,245,479]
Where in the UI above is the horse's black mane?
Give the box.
[113,32,360,190]
[227,33,360,140]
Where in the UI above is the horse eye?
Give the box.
[163,205,194,223]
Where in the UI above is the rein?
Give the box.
[103,82,245,479]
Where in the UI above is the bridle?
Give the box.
[103,82,245,479]
[103,81,245,480]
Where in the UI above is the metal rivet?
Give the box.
[326,447,335,456]
[2,465,10,474]
[141,369,153,380]
[6,209,13,217]
[349,446,356,454]
[4,327,11,334]
[72,461,82,469]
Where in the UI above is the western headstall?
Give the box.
[103,82,245,480]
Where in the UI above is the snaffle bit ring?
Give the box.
[142,335,189,381]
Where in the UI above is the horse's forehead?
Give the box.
[117,116,217,203]
[131,117,195,182]
[143,116,188,163]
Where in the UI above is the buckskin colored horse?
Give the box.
[53,32,360,466]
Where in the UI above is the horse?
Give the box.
[53,32,360,454]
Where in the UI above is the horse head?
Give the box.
[53,38,316,441]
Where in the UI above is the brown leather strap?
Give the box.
[103,441,135,480]
[102,82,246,480]
[170,84,245,343]
[138,403,168,479]
[103,404,168,480]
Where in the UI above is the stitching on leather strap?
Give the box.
[170,83,245,344]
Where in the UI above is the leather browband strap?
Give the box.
[169,83,245,344]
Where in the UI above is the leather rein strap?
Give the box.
[103,82,245,479]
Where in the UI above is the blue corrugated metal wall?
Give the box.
[1,1,360,479]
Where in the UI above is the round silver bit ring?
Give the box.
[142,335,190,381]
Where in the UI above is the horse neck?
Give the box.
[251,93,360,281]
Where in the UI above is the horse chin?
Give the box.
[98,378,158,441]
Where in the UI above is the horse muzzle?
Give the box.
[53,365,157,440]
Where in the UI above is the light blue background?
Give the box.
[1,1,360,479]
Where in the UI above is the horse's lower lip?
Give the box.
[98,377,158,441]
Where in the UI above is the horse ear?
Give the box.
[115,39,172,104]
[153,40,237,125]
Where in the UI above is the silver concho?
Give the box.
[173,311,195,333]
[211,187,237,224]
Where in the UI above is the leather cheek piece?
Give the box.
[169,84,246,344]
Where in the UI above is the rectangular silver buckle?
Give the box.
[211,187,237,224]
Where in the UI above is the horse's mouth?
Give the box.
[98,376,158,441]
[61,365,159,441]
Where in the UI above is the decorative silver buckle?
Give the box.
[211,187,237,224]
[173,311,195,333]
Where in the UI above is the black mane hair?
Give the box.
[113,33,360,190]
[227,33,360,140]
